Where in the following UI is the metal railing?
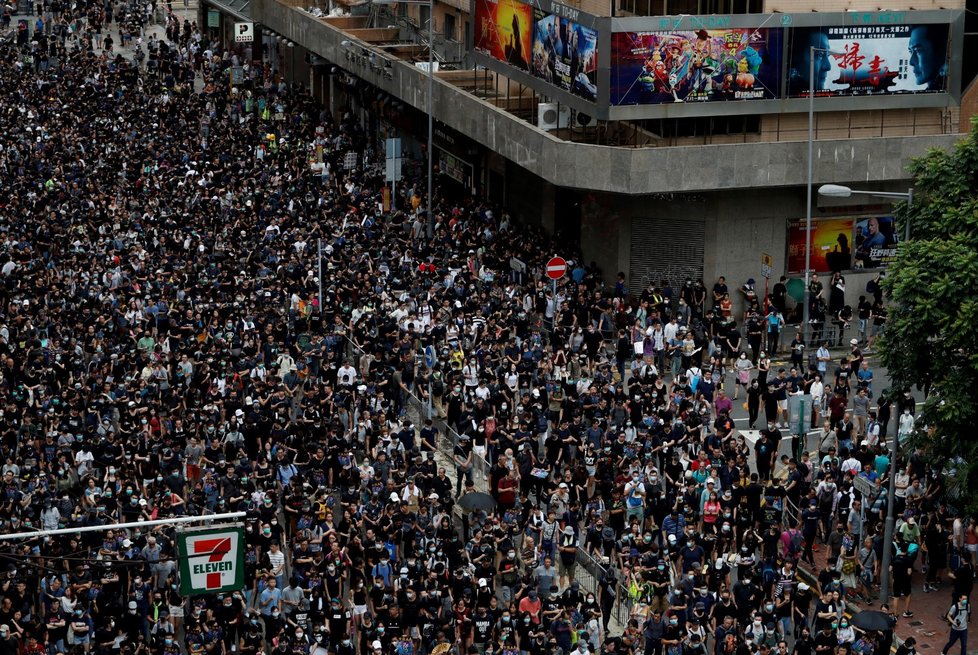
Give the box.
[575,546,636,630]
[336,334,647,632]
[341,335,491,495]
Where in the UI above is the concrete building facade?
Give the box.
[203,0,967,315]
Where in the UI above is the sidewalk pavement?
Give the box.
[799,543,969,655]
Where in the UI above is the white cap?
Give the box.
[389,492,400,502]
[372,640,383,650]
[478,578,488,587]
[122,539,132,548]
[850,338,858,345]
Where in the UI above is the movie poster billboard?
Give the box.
[787,218,854,273]
[474,0,533,71]
[786,24,949,97]
[610,28,782,105]
[853,216,899,268]
[530,11,599,101]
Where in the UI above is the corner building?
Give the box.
[203,0,968,311]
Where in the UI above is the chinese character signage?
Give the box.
[178,528,245,596]
[786,24,949,97]
[436,148,474,188]
[787,218,854,273]
[531,10,599,101]
[610,28,783,105]
[854,216,899,268]
[787,216,900,273]
[471,6,957,112]
[474,0,533,71]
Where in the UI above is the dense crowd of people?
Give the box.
[0,4,970,655]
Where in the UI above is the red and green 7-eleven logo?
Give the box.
[180,529,243,596]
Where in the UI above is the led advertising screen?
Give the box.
[474,0,533,71]
[610,28,783,105]
[787,218,855,273]
[786,24,950,97]
[853,216,899,268]
[531,10,599,101]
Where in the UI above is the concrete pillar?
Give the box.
[539,182,556,233]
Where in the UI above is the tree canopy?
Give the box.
[881,118,978,511]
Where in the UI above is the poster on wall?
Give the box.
[530,11,599,101]
[786,24,950,97]
[853,216,899,268]
[787,218,855,273]
[474,0,533,71]
[610,28,782,105]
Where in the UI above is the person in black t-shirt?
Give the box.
[812,623,836,655]
[791,583,813,636]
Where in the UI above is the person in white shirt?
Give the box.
[663,318,679,346]
[809,374,825,425]
[337,361,357,386]
[898,408,915,438]
[623,471,646,523]
[401,481,421,511]
[474,382,491,401]
[841,453,861,477]
[894,465,911,505]
[74,446,94,478]
[266,543,286,587]
[462,360,479,393]
[864,413,881,448]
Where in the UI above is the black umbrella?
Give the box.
[457,492,496,511]
[850,610,895,633]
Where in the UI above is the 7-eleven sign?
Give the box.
[178,528,245,596]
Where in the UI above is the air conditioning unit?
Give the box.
[537,102,571,130]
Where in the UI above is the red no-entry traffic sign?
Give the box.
[546,256,567,280]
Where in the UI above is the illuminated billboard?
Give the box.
[786,24,950,97]
[474,0,533,71]
[610,28,782,105]
[531,10,598,101]
[788,216,901,272]
[854,216,900,268]
[468,7,961,119]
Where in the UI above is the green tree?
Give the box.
[881,118,978,511]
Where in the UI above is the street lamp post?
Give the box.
[817,182,913,608]
[804,46,844,347]
[817,184,914,242]
[425,0,434,239]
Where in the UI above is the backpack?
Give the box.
[818,486,835,513]
[788,530,804,556]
